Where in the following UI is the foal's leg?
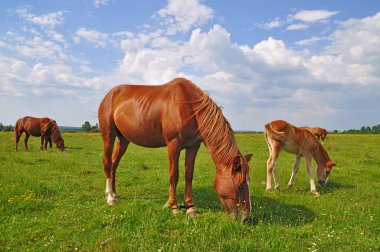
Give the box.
[184,144,200,216]
[288,155,301,187]
[266,141,281,192]
[304,154,319,196]
[49,138,53,148]
[110,136,130,198]
[24,133,30,151]
[165,138,181,213]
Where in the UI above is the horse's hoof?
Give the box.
[312,191,320,197]
[186,207,198,217]
[172,208,181,214]
[266,188,273,192]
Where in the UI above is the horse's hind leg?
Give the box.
[110,135,130,199]
[40,135,45,151]
[15,131,22,151]
[165,138,181,213]
[101,125,117,205]
[24,133,30,151]
[184,143,201,217]
[266,140,281,191]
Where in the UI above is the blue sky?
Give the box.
[1,0,379,131]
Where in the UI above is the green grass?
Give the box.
[0,132,379,251]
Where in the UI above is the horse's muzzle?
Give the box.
[318,180,326,187]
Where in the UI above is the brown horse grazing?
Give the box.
[264,120,336,196]
[300,126,328,144]
[14,116,65,151]
[98,77,253,220]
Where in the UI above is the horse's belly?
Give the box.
[115,118,167,148]
[123,130,167,148]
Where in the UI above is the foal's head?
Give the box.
[214,154,252,221]
[317,160,336,187]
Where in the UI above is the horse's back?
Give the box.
[98,78,202,147]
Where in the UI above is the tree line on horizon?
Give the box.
[1,122,380,134]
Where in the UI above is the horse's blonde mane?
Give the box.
[191,87,239,166]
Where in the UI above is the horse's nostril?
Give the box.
[326,170,330,175]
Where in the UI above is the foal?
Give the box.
[264,120,336,196]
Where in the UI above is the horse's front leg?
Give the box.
[304,154,319,196]
[165,139,181,213]
[288,155,301,187]
[184,144,200,217]
[24,134,30,151]
[43,136,49,150]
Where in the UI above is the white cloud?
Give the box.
[153,0,213,35]
[74,28,108,48]
[286,23,309,31]
[94,0,111,8]
[292,10,338,23]
[296,36,327,45]
[16,8,64,28]
[256,18,282,30]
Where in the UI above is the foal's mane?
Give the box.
[45,120,62,143]
[191,85,239,166]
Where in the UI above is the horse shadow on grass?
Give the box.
[191,186,316,226]
[319,179,355,194]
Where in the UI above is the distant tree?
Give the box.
[81,121,92,132]
[0,123,3,131]
[90,123,99,132]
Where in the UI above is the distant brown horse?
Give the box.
[98,77,253,220]
[14,116,65,151]
[264,120,336,196]
[300,126,328,144]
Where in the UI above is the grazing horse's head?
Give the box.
[317,160,336,187]
[56,137,65,151]
[214,154,252,221]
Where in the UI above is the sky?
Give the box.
[0,0,379,131]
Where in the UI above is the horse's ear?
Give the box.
[233,155,241,171]
[232,156,246,185]
[244,153,253,162]
[327,160,336,167]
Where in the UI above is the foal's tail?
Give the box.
[264,123,286,142]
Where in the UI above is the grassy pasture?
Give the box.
[0,132,379,251]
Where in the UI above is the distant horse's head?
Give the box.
[317,160,336,187]
[56,137,65,151]
[320,129,328,141]
[214,154,252,221]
